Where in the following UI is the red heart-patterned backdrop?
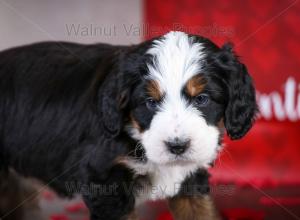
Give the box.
[144,0,300,185]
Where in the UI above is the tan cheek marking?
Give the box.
[130,114,143,133]
[114,156,127,165]
[147,80,162,101]
[217,118,226,138]
[185,75,206,97]
[218,118,225,130]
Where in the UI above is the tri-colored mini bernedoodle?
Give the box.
[0,31,257,220]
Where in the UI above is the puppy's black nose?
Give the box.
[165,139,190,155]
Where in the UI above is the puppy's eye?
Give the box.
[195,94,209,106]
[146,98,158,110]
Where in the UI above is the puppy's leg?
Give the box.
[0,169,24,220]
[0,169,44,220]
[168,195,221,220]
[82,165,136,220]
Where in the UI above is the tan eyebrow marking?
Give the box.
[185,74,207,97]
[146,80,162,101]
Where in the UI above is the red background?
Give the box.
[144,0,300,185]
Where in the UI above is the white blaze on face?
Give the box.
[141,31,220,167]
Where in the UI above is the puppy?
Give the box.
[0,31,257,220]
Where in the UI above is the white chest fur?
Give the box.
[124,160,199,205]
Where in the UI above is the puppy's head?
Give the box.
[103,31,257,168]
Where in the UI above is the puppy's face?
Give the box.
[123,31,256,168]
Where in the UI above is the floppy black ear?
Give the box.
[215,44,258,140]
[98,77,130,138]
[95,51,131,139]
